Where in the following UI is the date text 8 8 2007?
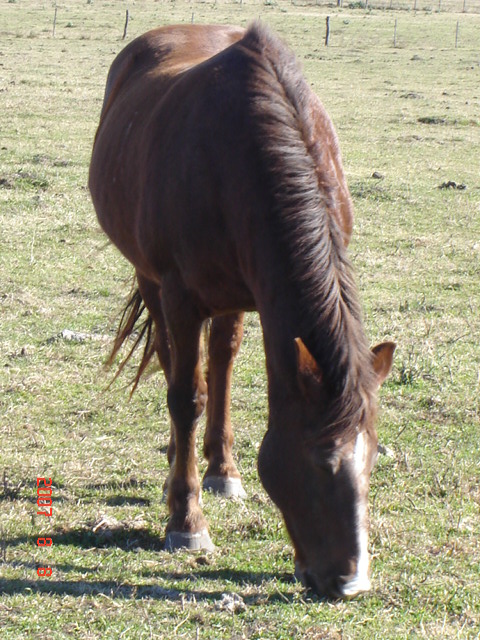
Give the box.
[36,477,53,578]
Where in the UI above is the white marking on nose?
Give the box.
[341,524,371,597]
[353,430,367,475]
[342,431,371,597]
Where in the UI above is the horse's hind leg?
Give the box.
[160,275,213,551]
[136,275,176,480]
[203,312,246,499]
[136,275,171,380]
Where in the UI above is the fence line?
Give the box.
[116,1,478,50]
[326,0,479,12]
[188,0,480,14]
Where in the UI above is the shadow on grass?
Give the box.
[1,478,151,503]
[83,479,152,491]
[5,526,165,551]
[0,570,298,605]
[104,496,151,507]
[2,529,306,604]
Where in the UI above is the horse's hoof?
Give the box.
[202,475,247,499]
[165,528,215,552]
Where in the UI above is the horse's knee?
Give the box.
[167,379,207,427]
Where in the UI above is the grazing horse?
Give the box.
[89,22,395,599]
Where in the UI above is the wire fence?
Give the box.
[300,0,479,12]
[177,0,480,50]
[192,0,480,14]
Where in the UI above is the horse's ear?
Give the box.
[295,338,323,398]
[371,342,396,388]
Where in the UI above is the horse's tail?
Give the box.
[107,282,157,395]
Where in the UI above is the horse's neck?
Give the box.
[253,252,365,413]
[255,275,320,400]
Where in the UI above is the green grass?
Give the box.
[1,1,479,638]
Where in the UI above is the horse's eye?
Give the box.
[309,447,341,475]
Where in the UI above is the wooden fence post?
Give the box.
[393,18,397,48]
[52,4,57,38]
[325,16,330,46]
[122,9,129,40]
[455,20,459,48]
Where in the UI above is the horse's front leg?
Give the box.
[203,312,247,499]
[160,276,213,552]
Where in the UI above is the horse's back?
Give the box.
[99,24,246,123]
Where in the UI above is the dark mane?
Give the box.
[241,23,377,440]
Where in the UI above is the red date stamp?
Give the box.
[36,477,53,578]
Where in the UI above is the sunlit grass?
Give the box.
[0,1,479,638]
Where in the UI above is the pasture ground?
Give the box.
[0,1,479,638]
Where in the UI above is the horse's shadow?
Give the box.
[5,524,165,552]
[0,572,296,605]
[1,527,300,605]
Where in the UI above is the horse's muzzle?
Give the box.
[294,561,371,600]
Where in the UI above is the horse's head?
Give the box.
[258,339,395,599]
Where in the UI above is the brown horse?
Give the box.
[89,22,395,599]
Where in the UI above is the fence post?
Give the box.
[455,20,459,48]
[325,16,330,46]
[122,9,129,40]
[52,4,57,38]
[393,18,397,47]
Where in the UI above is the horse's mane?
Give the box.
[241,23,378,441]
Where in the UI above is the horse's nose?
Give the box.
[294,563,336,598]
[295,562,371,599]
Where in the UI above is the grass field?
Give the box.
[1,0,479,638]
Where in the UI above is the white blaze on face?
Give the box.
[342,430,372,597]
